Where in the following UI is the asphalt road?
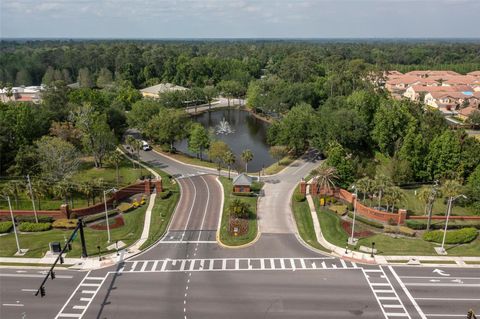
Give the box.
[1,146,479,319]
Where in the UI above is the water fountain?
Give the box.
[215,117,235,135]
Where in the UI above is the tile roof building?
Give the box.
[140,83,187,99]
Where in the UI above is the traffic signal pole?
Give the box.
[35,219,87,297]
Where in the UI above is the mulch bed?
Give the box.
[229,218,249,236]
[341,220,374,238]
[90,215,125,230]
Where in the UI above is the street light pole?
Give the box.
[349,186,358,245]
[103,188,117,243]
[441,194,466,254]
[5,196,21,254]
[26,175,38,223]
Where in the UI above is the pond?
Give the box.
[174,109,275,172]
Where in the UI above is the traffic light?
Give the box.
[67,243,72,251]
[59,256,64,264]
[40,286,45,297]
[50,271,55,280]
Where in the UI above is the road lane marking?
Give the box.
[0,274,73,278]
[180,260,186,271]
[56,314,81,318]
[130,261,138,271]
[424,315,466,317]
[388,266,426,319]
[85,277,104,281]
[399,276,480,280]
[80,298,92,302]
[197,176,211,240]
[340,259,347,268]
[81,291,95,294]
[140,261,149,272]
[364,269,382,272]
[404,283,480,287]
[222,259,226,270]
[300,259,306,269]
[280,259,285,269]
[189,260,196,271]
[55,271,92,319]
[21,289,37,292]
[270,258,275,269]
[182,177,198,239]
[260,259,265,269]
[321,261,326,268]
[416,297,480,301]
[209,260,214,270]
[152,260,159,271]
[2,303,24,307]
[235,259,239,270]
[73,306,86,310]
[384,305,404,309]
[385,314,408,317]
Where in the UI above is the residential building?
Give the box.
[0,86,43,103]
[232,173,253,193]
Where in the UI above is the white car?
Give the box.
[142,140,152,151]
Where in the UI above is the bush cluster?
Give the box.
[0,221,13,234]
[233,192,254,197]
[293,193,306,202]
[384,225,416,237]
[406,219,480,230]
[423,227,478,244]
[52,219,77,229]
[117,202,133,213]
[18,222,52,232]
[229,199,251,219]
[159,190,172,199]
[16,216,53,223]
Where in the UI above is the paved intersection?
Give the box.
[1,147,479,319]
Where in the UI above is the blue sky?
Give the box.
[1,0,479,38]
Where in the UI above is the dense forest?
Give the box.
[1,40,480,212]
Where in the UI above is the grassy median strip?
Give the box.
[218,177,258,246]
[291,187,328,252]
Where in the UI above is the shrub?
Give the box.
[233,192,254,197]
[347,212,384,229]
[229,199,251,219]
[423,227,478,244]
[405,220,426,230]
[294,193,306,202]
[0,221,13,234]
[16,216,53,223]
[384,225,416,237]
[405,219,480,230]
[118,202,134,213]
[52,219,77,229]
[251,182,263,193]
[83,211,117,223]
[159,190,172,199]
[18,222,52,232]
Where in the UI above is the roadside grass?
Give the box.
[263,157,294,175]
[218,177,259,246]
[0,203,147,258]
[152,146,218,170]
[357,234,480,257]
[140,172,180,250]
[0,156,145,211]
[291,186,328,252]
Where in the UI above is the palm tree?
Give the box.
[312,164,338,205]
[355,177,374,202]
[1,180,24,209]
[53,180,74,205]
[241,149,254,173]
[78,181,95,206]
[106,151,123,186]
[374,174,392,209]
[223,151,236,179]
[30,179,47,210]
[385,186,404,213]
[417,187,432,216]
[441,179,462,199]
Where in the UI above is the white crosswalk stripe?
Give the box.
[363,267,411,319]
[119,257,355,273]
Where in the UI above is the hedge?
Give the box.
[52,219,77,229]
[18,222,52,232]
[118,202,134,213]
[384,225,416,237]
[406,219,480,230]
[347,212,384,229]
[159,190,172,199]
[293,193,306,202]
[16,215,53,223]
[83,210,117,223]
[232,192,255,197]
[423,227,478,244]
[0,221,13,234]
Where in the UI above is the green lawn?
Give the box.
[400,188,473,216]
[0,162,181,258]
[140,172,180,250]
[218,177,259,246]
[0,202,147,258]
[0,156,145,211]
[291,186,328,252]
[357,234,480,257]
[152,146,218,170]
[263,157,294,175]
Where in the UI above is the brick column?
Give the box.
[300,181,307,195]
[155,178,163,193]
[144,180,151,195]
[60,204,70,219]
[311,182,318,196]
[398,209,407,225]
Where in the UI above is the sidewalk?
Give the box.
[305,185,480,267]
[0,150,160,270]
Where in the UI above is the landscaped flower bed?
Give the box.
[340,220,374,238]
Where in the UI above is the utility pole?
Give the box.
[78,218,88,258]
[26,175,38,223]
[5,195,22,254]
